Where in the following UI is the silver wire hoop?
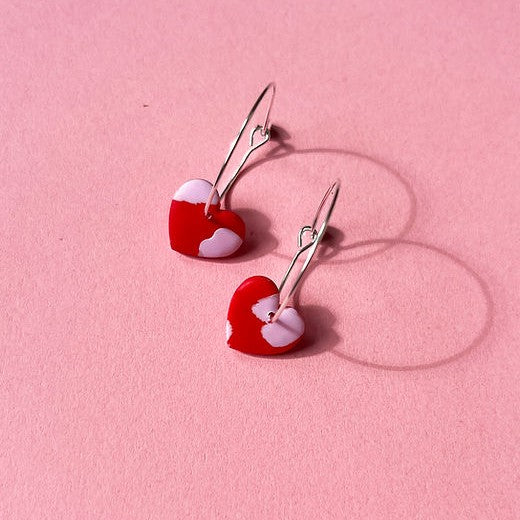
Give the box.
[204,83,276,216]
[271,180,341,323]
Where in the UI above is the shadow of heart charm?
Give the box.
[169,179,246,257]
[227,276,305,355]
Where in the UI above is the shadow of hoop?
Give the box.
[287,237,494,371]
[224,128,418,264]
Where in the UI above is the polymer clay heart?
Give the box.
[227,276,305,355]
[169,179,246,258]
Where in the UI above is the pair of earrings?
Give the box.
[169,84,340,355]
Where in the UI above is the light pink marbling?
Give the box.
[1,1,519,518]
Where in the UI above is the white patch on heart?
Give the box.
[198,228,242,258]
[261,308,305,348]
[173,178,220,205]
[226,320,233,342]
[251,294,305,348]
[251,294,279,321]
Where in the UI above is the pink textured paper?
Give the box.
[1,1,519,518]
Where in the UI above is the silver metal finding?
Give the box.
[270,180,341,323]
[204,83,276,216]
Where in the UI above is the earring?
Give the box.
[226,180,341,355]
[169,83,276,258]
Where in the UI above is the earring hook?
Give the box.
[204,83,276,216]
[270,180,341,323]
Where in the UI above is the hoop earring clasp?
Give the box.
[271,180,341,322]
[204,83,276,216]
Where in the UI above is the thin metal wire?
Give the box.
[270,180,341,323]
[204,83,276,216]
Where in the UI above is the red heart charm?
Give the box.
[227,276,305,355]
[169,179,246,257]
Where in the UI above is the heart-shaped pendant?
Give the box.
[227,276,305,355]
[169,179,246,258]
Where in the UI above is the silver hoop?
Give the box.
[204,83,276,216]
[271,180,341,322]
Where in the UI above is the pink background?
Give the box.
[2,1,519,518]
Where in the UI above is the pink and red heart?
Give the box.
[169,179,245,258]
[227,276,305,355]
